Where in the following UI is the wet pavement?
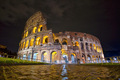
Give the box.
[0,64,120,80]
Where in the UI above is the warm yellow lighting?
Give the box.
[93,44,96,50]
[90,43,92,48]
[43,52,47,61]
[51,52,57,62]
[72,53,76,56]
[43,36,48,44]
[38,25,43,32]
[33,27,37,33]
[62,39,67,45]
[52,52,57,55]
[30,38,34,46]
[75,41,79,46]
[72,42,75,46]
[44,52,47,56]
[25,40,29,48]
[23,34,25,39]
[61,49,67,55]
[26,31,28,37]
[23,42,25,48]
[96,46,101,53]
[36,37,40,45]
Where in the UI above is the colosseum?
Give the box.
[17,11,104,64]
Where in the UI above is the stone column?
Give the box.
[40,34,43,45]
[33,36,37,47]
[78,41,82,64]
[28,38,31,49]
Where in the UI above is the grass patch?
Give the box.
[80,63,120,65]
[0,57,48,65]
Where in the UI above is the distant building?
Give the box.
[0,44,7,57]
[17,11,104,64]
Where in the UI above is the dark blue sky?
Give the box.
[0,0,120,52]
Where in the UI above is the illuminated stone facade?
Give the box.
[17,11,104,64]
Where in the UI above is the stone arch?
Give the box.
[33,52,38,61]
[96,56,99,63]
[90,43,92,51]
[54,39,60,44]
[62,38,67,45]
[82,53,86,63]
[25,40,29,48]
[43,36,49,44]
[87,54,91,61]
[28,53,32,61]
[30,38,34,46]
[50,51,57,63]
[71,53,76,63]
[87,54,91,63]
[23,54,26,60]
[38,25,43,32]
[36,37,40,45]
[41,51,48,62]
[61,50,68,63]
[33,27,37,33]
[75,41,79,46]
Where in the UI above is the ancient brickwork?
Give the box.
[18,11,104,64]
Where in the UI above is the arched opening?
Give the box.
[43,36,49,44]
[28,53,32,61]
[38,25,43,32]
[25,40,29,48]
[96,56,99,63]
[22,42,25,49]
[40,27,43,31]
[54,39,60,45]
[41,51,48,62]
[35,37,40,45]
[80,43,84,50]
[90,43,92,51]
[93,44,96,50]
[33,27,37,33]
[62,38,67,45]
[23,54,26,60]
[87,55,91,63]
[72,42,75,46]
[33,53,38,61]
[30,38,34,46]
[25,31,28,37]
[86,43,89,51]
[50,51,57,63]
[62,51,68,63]
[71,53,76,63]
[82,54,86,63]
[92,55,95,62]
[75,41,79,46]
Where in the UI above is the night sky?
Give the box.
[0,0,120,54]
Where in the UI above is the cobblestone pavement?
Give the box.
[0,64,120,80]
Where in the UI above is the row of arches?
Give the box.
[81,54,102,63]
[21,51,77,63]
[23,25,43,39]
[33,25,43,33]
[54,38,102,53]
[20,36,49,50]
[20,37,102,54]
[20,51,103,64]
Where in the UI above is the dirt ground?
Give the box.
[0,64,120,80]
